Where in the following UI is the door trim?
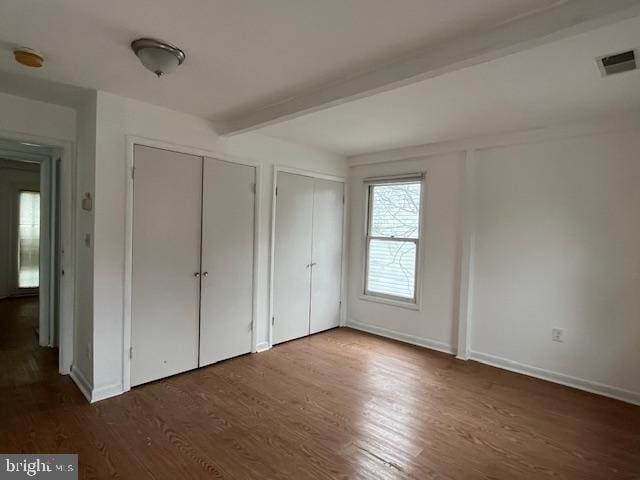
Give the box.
[268,166,348,349]
[123,136,262,393]
[0,131,75,377]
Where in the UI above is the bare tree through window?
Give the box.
[365,180,421,301]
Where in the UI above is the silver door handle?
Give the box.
[202,271,209,277]
[194,272,200,277]
[311,262,317,267]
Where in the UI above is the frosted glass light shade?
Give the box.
[131,38,185,77]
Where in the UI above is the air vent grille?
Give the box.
[599,50,637,76]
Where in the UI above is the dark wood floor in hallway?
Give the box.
[1,297,639,479]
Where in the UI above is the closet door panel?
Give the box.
[199,158,255,366]
[273,172,314,344]
[131,145,202,386]
[310,179,344,334]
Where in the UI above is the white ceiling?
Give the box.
[258,15,640,156]
[0,0,560,120]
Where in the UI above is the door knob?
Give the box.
[311,262,317,267]
[202,271,209,277]
[194,272,200,277]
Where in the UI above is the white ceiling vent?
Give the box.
[598,50,637,76]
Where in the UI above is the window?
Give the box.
[364,176,423,303]
[18,190,40,288]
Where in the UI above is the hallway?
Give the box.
[0,296,58,387]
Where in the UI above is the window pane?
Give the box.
[367,239,416,299]
[370,182,421,238]
[18,191,40,288]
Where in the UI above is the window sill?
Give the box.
[358,294,420,311]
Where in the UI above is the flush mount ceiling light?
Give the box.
[14,47,44,68]
[131,38,185,77]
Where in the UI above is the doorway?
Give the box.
[0,138,66,380]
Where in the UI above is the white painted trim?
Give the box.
[70,367,92,402]
[339,181,349,327]
[267,168,278,349]
[250,164,262,353]
[122,139,134,393]
[268,165,348,347]
[125,135,262,168]
[469,350,640,406]
[255,341,271,353]
[358,294,420,311]
[273,165,346,183]
[455,151,476,360]
[347,319,456,355]
[359,172,427,311]
[348,113,640,166]
[122,135,262,393]
[346,319,640,406]
[91,383,124,403]
[218,0,640,135]
[0,129,75,376]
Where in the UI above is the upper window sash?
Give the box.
[366,179,422,240]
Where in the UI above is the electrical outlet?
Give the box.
[552,328,564,343]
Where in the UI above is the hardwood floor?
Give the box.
[1,297,639,479]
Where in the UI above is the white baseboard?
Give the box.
[470,350,640,406]
[70,365,124,403]
[255,341,271,353]
[346,319,456,355]
[344,320,639,406]
[70,366,92,402]
[91,383,124,403]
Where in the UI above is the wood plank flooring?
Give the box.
[1,297,639,479]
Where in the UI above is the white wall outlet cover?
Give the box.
[552,328,564,342]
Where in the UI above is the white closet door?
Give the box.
[199,158,255,366]
[310,179,344,334]
[273,172,314,344]
[131,145,202,386]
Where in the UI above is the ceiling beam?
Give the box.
[216,0,640,136]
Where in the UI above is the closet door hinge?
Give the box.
[275,187,278,197]
[129,347,133,359]
[272,316,275,325]
[250,183,256,194]
[131,167,136,180]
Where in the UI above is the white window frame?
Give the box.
[361,173,425,309]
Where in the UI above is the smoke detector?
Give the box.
[597,50,637,77]
[14,47,44,68]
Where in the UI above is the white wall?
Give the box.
[90,91,347,398]
[0,161,40,298]
[0,92,76,142]
[471,131,640,398]
[347,152,464,353]
[347,126,640,404]
[72,92,97,386]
